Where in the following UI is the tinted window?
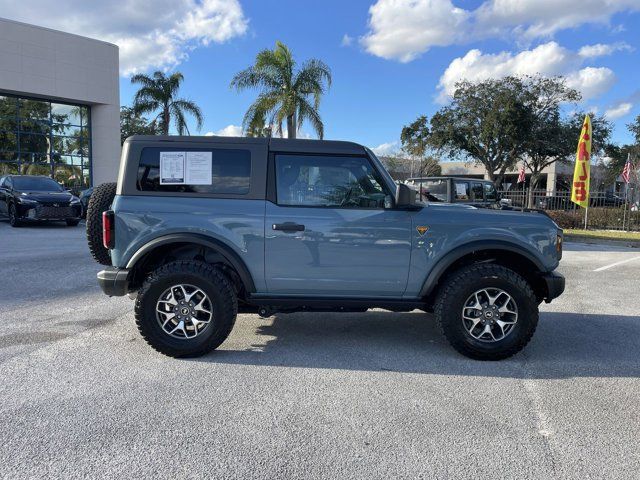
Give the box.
[484,183,497,201]
[137,148,251,195]
[408,179,447,202]
[12,176,63,192]
[453,181,470,201]
[276,154,388,208]
[471,182,484,201]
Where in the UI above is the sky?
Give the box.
[2,0,639,154]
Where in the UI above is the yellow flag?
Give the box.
[571,115,592,208]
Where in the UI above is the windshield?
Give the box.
[12,176,64,192]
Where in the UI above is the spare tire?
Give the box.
[86,182,117,266]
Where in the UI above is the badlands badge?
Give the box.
[416,226,429,236]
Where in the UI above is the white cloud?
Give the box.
[605,102,633,120]
[371,141,399,156]
[437,42,615,102]
[206,124,243,137]
[0,0,248,76]
[361,0,469,62]
[565,67,616,100]
[578,42,633,58]
[341,34,354,47]
[361,0,639,62]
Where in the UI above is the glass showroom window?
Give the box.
[0,94,91,188]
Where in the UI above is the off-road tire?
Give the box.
[66,219,80,227]
[134,260,238,358]
[86,182,116,265]
[8,203,21,227]
[434,263,538,361]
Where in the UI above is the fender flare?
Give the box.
[419,240,546,297]
[126,233,256,293]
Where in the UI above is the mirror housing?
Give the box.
[395,183,417,208]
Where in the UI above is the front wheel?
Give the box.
[134,260,238,358]
[434,264,538,361]
[8,204,21,227]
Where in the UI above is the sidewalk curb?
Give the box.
[564,234,640,248]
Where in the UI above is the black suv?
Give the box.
[406,177,503,208]
[0,175,82,227]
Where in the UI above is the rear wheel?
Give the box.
[134,260,238,358]
[434,263,538,360]
[86,182,116,265]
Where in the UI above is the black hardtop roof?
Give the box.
[125,135,367,155]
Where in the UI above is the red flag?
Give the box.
[622,154,632,183]
[517,164,526,184]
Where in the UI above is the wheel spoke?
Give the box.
[194,296,211,314]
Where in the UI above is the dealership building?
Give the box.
[0,18,120,188]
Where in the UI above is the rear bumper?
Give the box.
[541,271,565,302]
[97,267,130,296]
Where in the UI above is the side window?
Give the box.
[137,147,251,195]
[484,183,497,201]
[453,181,470,201]
[471,182,484,201]
[275,154,389,208]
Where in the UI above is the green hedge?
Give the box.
[547,208,640,231]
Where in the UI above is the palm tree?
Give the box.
[231,41,331,139]
[130,71,203,135]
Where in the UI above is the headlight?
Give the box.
[17,197,38,205]
[70,197,81,204]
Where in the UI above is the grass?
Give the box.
[564,229,640,241]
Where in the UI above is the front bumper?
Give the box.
[97,267,130,296]
[18,203,82,221]
[541,271,565,303]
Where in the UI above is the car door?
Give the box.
[0,177,9,215]
[264,153,412,296]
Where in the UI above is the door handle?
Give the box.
[272,222,305,232]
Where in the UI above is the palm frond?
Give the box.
[297,97,324,139]
[172,99,204,131]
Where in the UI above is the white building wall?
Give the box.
[0,17,120,185]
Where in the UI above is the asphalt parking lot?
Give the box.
[1,220,639,479]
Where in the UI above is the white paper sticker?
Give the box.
[160,152,185,184]
[455,183,468,198]
[185,151,213,185]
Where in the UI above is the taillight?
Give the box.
[556,232,563,260]
[103,210,115,249]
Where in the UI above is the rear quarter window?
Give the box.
[137,147,251,194]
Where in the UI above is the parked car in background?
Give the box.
[79,186,94,218]
[0,175,82,227]
[405,177,505,208]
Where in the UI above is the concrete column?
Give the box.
[546,172,557,195]
[91,103,121,185]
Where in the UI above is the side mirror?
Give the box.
[395,183,417,208]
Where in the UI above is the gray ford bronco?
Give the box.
[86,135,564,360]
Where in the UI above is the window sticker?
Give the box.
[185,151,212,185]
[159,151,185,184]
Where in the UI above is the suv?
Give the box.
[87,136,564,360]
[405,177,503,208]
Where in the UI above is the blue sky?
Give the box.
[3,0,639,152]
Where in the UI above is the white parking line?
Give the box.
[593,255,640,272]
